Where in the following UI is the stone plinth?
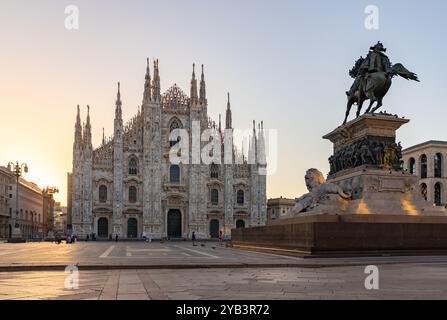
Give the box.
[325,167,441,216]
[231,214,447,256]
[324,113,409,154]
[324,113,408,176]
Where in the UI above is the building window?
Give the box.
[128,157,138,175]
[420,154,428,179]
[169,119,181,147]
[409,158,416,175]
[129,186,137,203]
[99,185,107,203]
[170,165,180,183]
[435,182,442,206]
[237,190,245,206]
[434,153,443,178]
[211,189,219,205]
[420,183,428,201]
[210,163,219,179]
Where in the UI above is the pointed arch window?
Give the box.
[99,185,108,203]
[128,157,138,175]
[420,155,428,179]
[170,165,180,183]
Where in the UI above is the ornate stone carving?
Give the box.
[328,137,402,175]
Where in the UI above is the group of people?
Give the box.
[53,231,225,245]
[191,231,225,246]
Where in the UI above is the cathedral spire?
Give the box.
[248,120,257,164]
[74,105,83,147]
[190,63,198,104]
[115,82,122,120]
[225,92,232,129]
[102,127,105,146]
[257,120,267,167]
[152,59,161,101]
[199,64,207,105]
[84,105,92,149]
[143,57,151,103]
[86,105,91,126]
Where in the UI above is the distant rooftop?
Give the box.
[403,140,447,153]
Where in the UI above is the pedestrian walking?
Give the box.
[192,231,196,246]
[219,230,223,245]
[115,234,119,242]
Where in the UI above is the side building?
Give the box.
[0,167,13,239]
[402,140,447,207]
[267,197,295,221]
[13,178,44,239]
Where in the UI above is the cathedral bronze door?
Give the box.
[236,220,245,229]
[167,210,182,238]
[97,218,109,238]
[127,218,138,238]
[210,219,219,238]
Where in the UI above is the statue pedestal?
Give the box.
[231,214,447,257]
[231,113,447,256]
[321,113,444,216]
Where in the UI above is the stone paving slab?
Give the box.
[0,264,446,300]
[1,242,447,272]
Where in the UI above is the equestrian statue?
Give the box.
[343,42,419,125]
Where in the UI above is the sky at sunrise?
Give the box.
[1,0,446,205]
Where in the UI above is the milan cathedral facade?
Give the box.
[71,59,267,239]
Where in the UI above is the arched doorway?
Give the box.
[127,218,138,238]
[209,219,219,238]
[97,218,109,238]
[435,183,442,206]
[167,210,182,238]
[236,220,245,229]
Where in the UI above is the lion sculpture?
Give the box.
[292,168,351,215]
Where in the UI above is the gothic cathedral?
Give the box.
[71,59,267,239]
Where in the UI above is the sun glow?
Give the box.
[401,199,419,216]
[356,199,371,215]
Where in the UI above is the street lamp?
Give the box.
[7,161,28,242]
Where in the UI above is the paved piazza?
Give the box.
[0,242,447,300]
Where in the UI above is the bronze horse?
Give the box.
[343,60,419,125]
